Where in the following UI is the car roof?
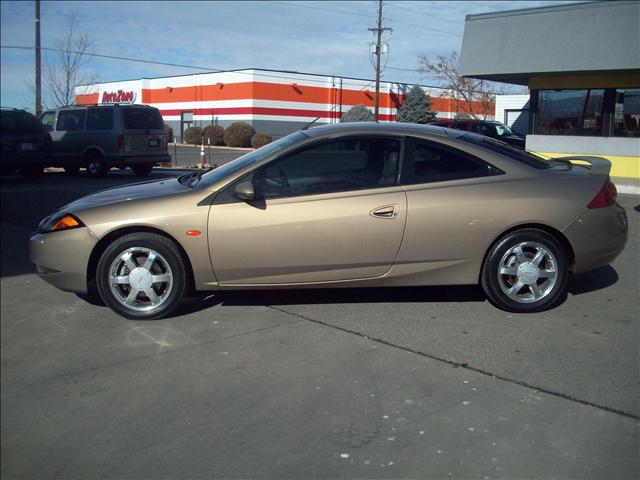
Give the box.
[305,121,466,139]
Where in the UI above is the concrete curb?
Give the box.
[172,143,253,151]
[612,177,640,196]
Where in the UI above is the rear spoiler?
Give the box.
[554,156,612,176]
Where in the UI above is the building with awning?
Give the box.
[459,0,639,179]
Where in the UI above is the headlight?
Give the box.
[38,213,85,233]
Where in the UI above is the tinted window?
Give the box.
[124,107,163,130]
[460,134,550,170]
[536,89,604,136]
[40,111,55,131]
[56,110,86,131]
[86,107,114,130]
[613,88,640,138]
[1,111,44,134]
[252,137,401,198]
[401,138,501,185]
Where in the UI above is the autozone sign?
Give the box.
[101,90,136,104]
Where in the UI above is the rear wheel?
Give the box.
[86,153,108,178]
[96,233,187,320]
[481,229,569,313]
[131,163,154,177]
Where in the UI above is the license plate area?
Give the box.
[20,143,34,151]
[148,138,160,147]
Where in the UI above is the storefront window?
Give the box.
[613,88,640,137]
[536,89,604,136]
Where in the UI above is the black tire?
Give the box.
[96,232,188,320]
[131,163,154,177]
[19,166,44,180]
[85,153,108,178]
[64,165,80,175]
[481,228,569,313]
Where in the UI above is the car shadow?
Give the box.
[163,266,620,318]
[568,265,619,295]
[174,285,488,314]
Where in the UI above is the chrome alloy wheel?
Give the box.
[108,247,173,312]
[497,241,558,304]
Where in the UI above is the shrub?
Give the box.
[341,104,375,122]
[396,85,437,124]
[251,133,272,149]
[183,126,203,145]
[164,123,174,143]
[224,122,255,147]
[203,124,225,145]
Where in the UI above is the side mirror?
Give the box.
[234,181,255,201]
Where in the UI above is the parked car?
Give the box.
[431,118,526,149]
[31,122,627,319]
[39,104,171,178]
[1,107,51,180]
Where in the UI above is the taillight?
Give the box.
[117,134,124,149]
[587,176,617,209]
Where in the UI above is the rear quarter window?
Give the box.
[123,107,163,130]
[460,134,550,170]
[1,111,44,134]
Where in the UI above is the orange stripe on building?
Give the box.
[75,92,100,105]
[79,81,492,116]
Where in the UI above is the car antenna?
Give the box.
[302,116,320,130]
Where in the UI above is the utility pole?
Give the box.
[369,0,391,121]
[35,0,41,116]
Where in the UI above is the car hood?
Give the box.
[60,177,190,213]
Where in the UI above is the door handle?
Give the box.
[370,204,399,219]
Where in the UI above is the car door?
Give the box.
[209,136,407,285]
[51,109,87,164]
[394,137,505,283]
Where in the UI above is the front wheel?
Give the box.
[96,233,187,319]
[86,154,108,178]
[481,229,570,313]
[131,163,154,177]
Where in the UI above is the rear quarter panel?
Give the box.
[387,156,603,286]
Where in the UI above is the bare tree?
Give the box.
[417,50,515,120]
[42,11,98,108]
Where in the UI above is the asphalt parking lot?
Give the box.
[1,170,638,479]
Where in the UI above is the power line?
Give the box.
[276,1,374,19]
[0,44,412,90]
[276,0,462,36]
[386,2,462,25]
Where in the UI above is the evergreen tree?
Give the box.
[341,104,375,122]
[396,85,437,124]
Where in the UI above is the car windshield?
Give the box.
[460,134,551,169]
[195,131,308,189]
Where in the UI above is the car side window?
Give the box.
[400,138,502,185]
[86,108,114,131]
[56,110,86,132]
[251,137,401,198]
[40,111,56,132]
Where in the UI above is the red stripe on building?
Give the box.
[159,106,396,121]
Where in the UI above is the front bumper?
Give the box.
[30,227,98,293]
[563,202,628,274]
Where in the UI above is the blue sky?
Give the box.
[1,0,578,110]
